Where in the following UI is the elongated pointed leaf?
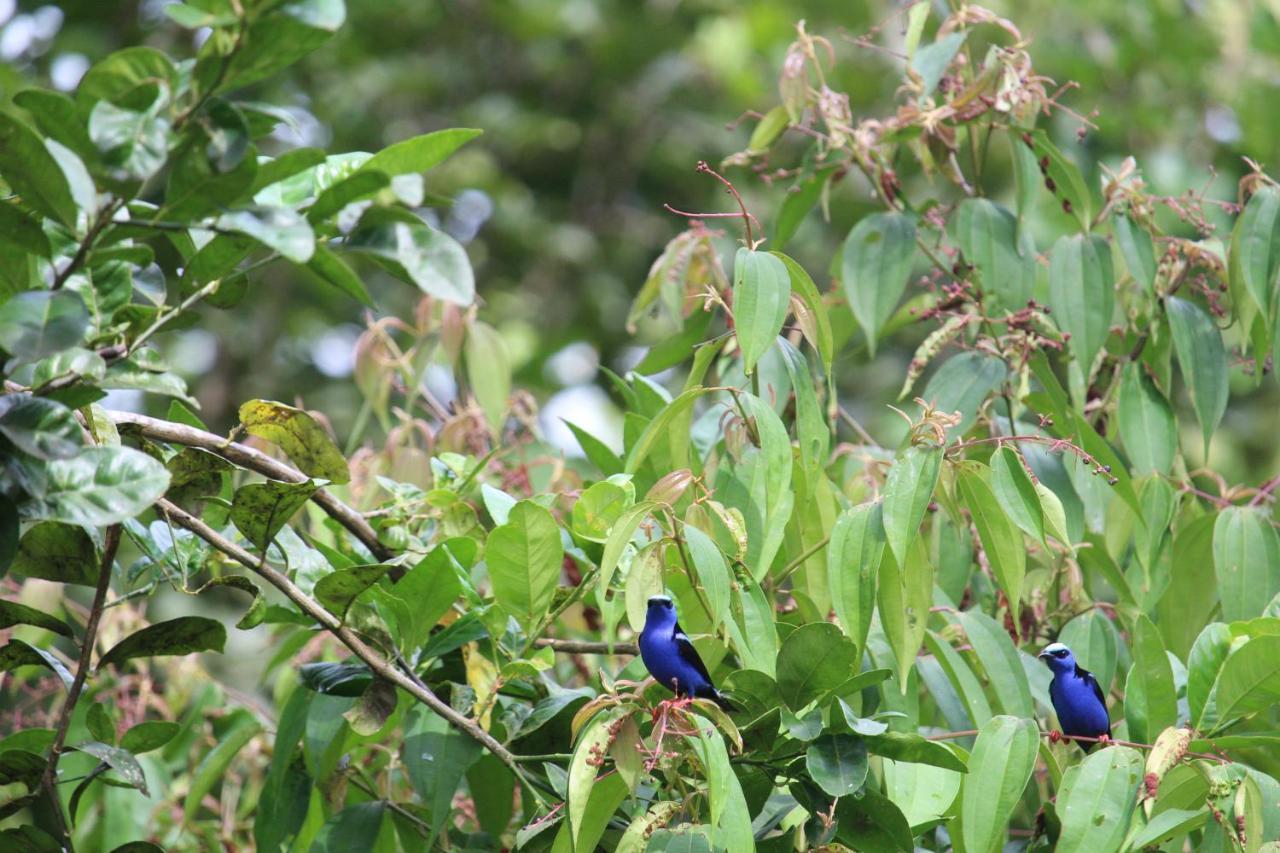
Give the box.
[1213,506,1280,622]
[882,444,942,566]
[99,616,226,669]
[1048,233,1113,374]
[958,466,1026,615]
[1167,296,1229,456]
[239,399,350,483]
[1124,615,1177,744]
[951,198,1036,309]
[959,716,1039,853]
[841,212,916,354]
[1214,635,1280,725]
[776,622,857,710]
[486,500,563,631]
[990,446,1044,545]
[1118,362,1177,474]
[1056,746,1143,850]
[828,502,885,653]
[731,248,789,373]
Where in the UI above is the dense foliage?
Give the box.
[2,1,1280,851]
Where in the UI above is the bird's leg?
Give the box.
[1096,734,1112,747]
[1048,730,1062,744]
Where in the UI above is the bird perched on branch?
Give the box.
[1039,642,1111,751]
[639,595,732,710]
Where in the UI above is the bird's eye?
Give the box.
[1054,649,1067,657]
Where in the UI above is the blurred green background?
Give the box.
[5,0,1280,483]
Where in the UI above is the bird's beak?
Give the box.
[1037,651,1051,660]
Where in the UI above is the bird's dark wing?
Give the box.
[672,621,715,686]
[1076,663,1112,735]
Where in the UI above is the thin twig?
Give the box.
[773,534,831,585]
[105,411,392,563]
[39,524,121,849]
[532,638,638,656]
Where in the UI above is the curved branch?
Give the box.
[153,499,523,773]
[106,410,391,562]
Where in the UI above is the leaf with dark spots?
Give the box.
[0,639,75,688]
[299,661,373,697]
[97,616,226,670]
[0,598,73,637]
[189,575,267,629]
[315,563,393,621]
[343,677,398,736]
[238,399,349,484]
[230,479,319,552]
[165,447,232,511]
[72,741,149,795]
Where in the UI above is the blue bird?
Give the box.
[1039,642,1111,751]
[639,595,732,710]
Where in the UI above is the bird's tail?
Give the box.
[706,689,734,712]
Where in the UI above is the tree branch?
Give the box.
[106,411,392,562]
[533,638,638,656]
[39,524,121,849]
[151,500,531,782]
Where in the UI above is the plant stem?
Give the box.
[773,533,831,585]
[39,524,121,850]
[532,638,639,656]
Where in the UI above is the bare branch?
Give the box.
[533,638,639,656]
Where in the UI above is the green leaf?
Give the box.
[879,537,933,689]
[314,563,392,620]
[883,758,964,829]
[1213,506,1280,622]
[571,480,632,543]
[1114,213,1157,292]
[919,352,1008,436]
[1188,622,1231,731]
[1230,185,1280,321]
[910,31,967,97]
[214,206,315,263]
[990,446,1045,546]
[959,715,1039,853]
[486,501,563,631]
[1166,296,1229,456]
[239,399,349,483]
[881,443,942,566]
[0,599,72,637]
[77,46,175,106]
[1024,129,1092,230]
[119,721,179,754]
[1055,746,1143,850]
[951,198,1036,309]
[957,610,1033,718]
[957,466,1026,615]
[343,677,397,736]
[299,662,372,697]
[683,526,731,633]
[840,212,916,355]
[1125,808,1209,850]
[11,521,98,586]
[0,394,82,461]
[73,741,148,795]
[0,109,81,228]
[1118,363,1177,474]
[834,786,915,852]
[230,479,319,552]
[806,733,869,797]
[305,169,388,223]
[864,731,968,773]
[1058,609,1118,696]
[563,420,623,476]
[828,502,885,654]
[731,248,790,373]
[773,252,834,372]
[1124,615,1177,744]
[685,715,754,851]
[0,639,74,688]
[26,447,170,527]
[0,290,90,360]
[89,98,170,183]
[183,711,261,821]
[294,243,372,306]
[1214,635,1280,725]
[251,148,326,194]
[0,199,53,257]
[358,128,482,176]
[347,220,474,305]
[568,708,624,849]
[925,630,994,728]
[776,622,858,710]
[464,320,511,434]
[311,803,390,853]
[99,616,226,669]
[165,2,238,27]
[223,0,346,90]
[1048,233,1113,374]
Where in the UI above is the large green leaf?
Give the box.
[959,715,1039,853]
[486,500,563,631]
[0,639,74,688]
[957,466,1026,615]
[310,803,391,853]
[0,109,80,228]
[828,502,885,654]
[1123,615,1177,744]
[0,290,90,361]
[1230,185,1280,322]
[98,617,226,669]
[881,443,942,566]
[358,127,481,176]
[1048,233,1113,375]
[684,525,731,633]
[1024,129,1093,230]
[1213,506,1280,622]
[1187,622,1232,731]
[230,479,319,552]
[1117,362,1177,475]
[1214,635,1280,726]
[0,394,82,461]
[1114,213,1156,292]
[26,446,170,527]
[301,243,373,306]
[464,320,511,434]
[806,733,869,797]
[0,599,72,637]
[687,715,754,851]
[731,248,790,373]
[182,711,261,822]
[215,206,315,263]
[841,212,916,354]
[11,521,98,586]
[919,352,1008,436]
[314,564,393,620]
[1055,746,1143,850]
[1166,296,1229,456]
[878,537,933,689]
[404,706,482,845]
[950,198,1036,309]
[956,610,1033,718]
[347,220,474,305]
[990,446,1045,546]
[834,785,915,852]
[776,622,857,710]
[238,399,350,484]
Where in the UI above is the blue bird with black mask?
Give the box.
[639,595,732,710]
[1039,642,1111,751]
